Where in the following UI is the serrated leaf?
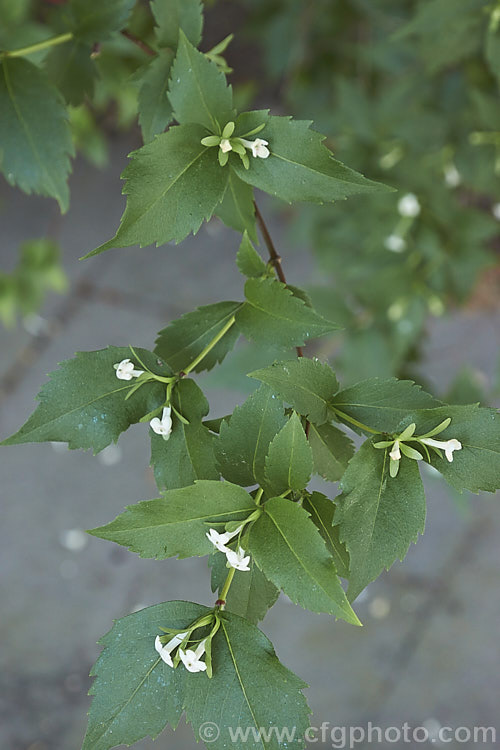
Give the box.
[168,31,233,131]
[232,116,387,204]
[250,358,339,425]
[216,171,257,241]
[154,300,241,374]
[136,49,175,143]
[151,379,218,490]
[334,440,426,600]
[82,600,201,750]
[331,378,442,434]
[236,232,267,278]
[84,601,310,750]
[216,385,287,486]
[412,404,500,493]
[184,610,310,750]
[44,40,97,106]
[309,422,354,482]
[303,492,349,579]
[249,497,360,624]
[88,479,255,559]
[1,347,169,452]
[210,553,279,624]
[236,278,339,349]
[0,58,74,211]
[70,0,135,42]
[264,412,312,495]
[86,123,228,256]
[152,0,203,50]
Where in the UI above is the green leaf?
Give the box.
[85,601,310,750]
[83,600,201,750]
[216,385,287,486]
[331,378,442,434]
[309,422,355,482]
[44,41,97,106]
[0,58,74,211]
[236,278,339,349]
[303,492,349,579]
[151,379,218,490]
[1,347,169,453]
[412,405,500,493]
[216,171,257,241]
[88,480,256,559]
[232,116,387,204]
[264,412,312,495]
[236,232,267,278]
[136,49,175,143]
[184,610,310,750]
[70,0,135,42]
[249,358,339,425]
[154,300,241,374]
[168,31,233,131]
[210,554,279,624]
[249,497,360,624]
[86,123,228,256]
[152,0,203,50]
[334,440,426,601]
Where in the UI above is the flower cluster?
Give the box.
[201,120,270,168]
[155,633,208,673]
[374,418,462,478]
[206,526,250,571]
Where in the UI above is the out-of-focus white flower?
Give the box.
[397,193,421,217]
[150,406,173,441]
[492,203,500,221]
[384,234,406,253]
[114,358,144,380]
[444,164,461,188]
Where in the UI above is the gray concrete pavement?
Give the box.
[1,135,499,750]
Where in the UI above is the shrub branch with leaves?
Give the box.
[2,2,500,749]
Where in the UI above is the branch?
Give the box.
[120,30,155,57]
[253,199,304,359]
[253,199,311,436]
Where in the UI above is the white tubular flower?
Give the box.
[150,406,173,441]
[219,138,232,153]
[492,203,500,221]
[239,137,270,159]
[154,631,188,667]
[114,358,144,380]
[384,234,406,253]
[389,440,401,462]
[420,437,462,462]
[179,640,207,673]
[397,193,421,217]
[250,138,270,158]
[225,546,251,572]
[206,526,242,553]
